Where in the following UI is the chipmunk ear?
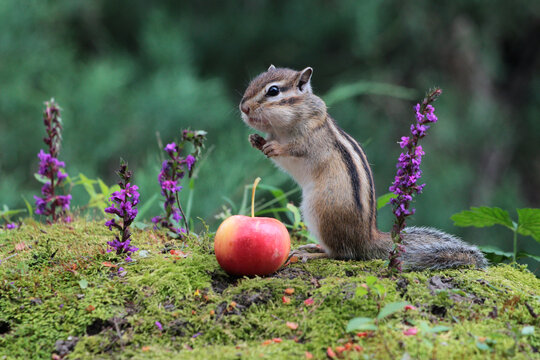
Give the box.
[297,67,313,93]
[267,64,276,71]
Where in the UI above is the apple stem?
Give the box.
[251,177,261,218]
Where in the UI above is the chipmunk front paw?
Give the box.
[262,141,285,157]
[249,134,266,150]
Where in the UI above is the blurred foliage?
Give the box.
[1,1,539,263]
[452,207,540,264]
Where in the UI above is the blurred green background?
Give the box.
[1,1,539,263]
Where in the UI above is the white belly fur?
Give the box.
[272,156,325,251]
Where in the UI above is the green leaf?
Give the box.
[478,245,513,264]
[517,208,540,241]
[365,275,378,287]
[34,173,50,184]
[0,208,26,217]
[286,203,302,229]
[476,341,491,351]
[78,279,88,289]
[377,301,409,320]
[372,284,386,296]
[22,196,33,216]
[428,325,451,333]
[346,317,378,332]
[76,173,97,197]
[376,193,397,210]
[516,251,540,263]
[478,245,513,257]
[355,286,368,298]
[451,207,513,230]
[97,178,109,195]
[521,326,534,336]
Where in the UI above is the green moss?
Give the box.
[1,219,539,359]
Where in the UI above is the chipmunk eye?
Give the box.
[266,85,280,97]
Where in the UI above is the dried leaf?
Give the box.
[327,347,336,358]
[403,327,418,336]
[286,321,299,330]
[284,288,295,295]
[15,242,28,251]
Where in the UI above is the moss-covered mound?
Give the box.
[0,220,539,359]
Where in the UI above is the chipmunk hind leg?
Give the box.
[400,227,488,270]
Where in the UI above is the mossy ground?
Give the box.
[0,219,539,359]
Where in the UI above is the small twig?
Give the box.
[175,192,190,236]
[114,319,123,343]
[524,301,538,319]
[0,253,19,264]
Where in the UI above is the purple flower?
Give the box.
[56,195,72,211]
[165,143,177,155]
[185,155,196,170]
[57,171,68,181]
[388,88,442,273]
[161,180,180,192]
[34,99,71,223]
[105,219,117,230]
[6,223,18,230]
[105,161,139,261]
[172,209,182,222]
[399,136,410,149]
[172,227,186,235]
[153,132,205,237]
[155,321,163,331]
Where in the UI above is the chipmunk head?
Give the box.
[240,65,325,134]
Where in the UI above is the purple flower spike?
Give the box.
[104,161,139,261]
[155,321,163,331]
[152,130,206,237]
[388,88,442,273]
[34,99,71,223]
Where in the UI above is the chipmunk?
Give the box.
[240,65,487,270]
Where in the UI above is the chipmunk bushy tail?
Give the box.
[377,227,488,271]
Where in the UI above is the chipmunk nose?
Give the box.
[241,104,250,115]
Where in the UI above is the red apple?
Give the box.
[214,215,291,276]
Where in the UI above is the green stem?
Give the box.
[513,229,517,263]
[175,192,189,236]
